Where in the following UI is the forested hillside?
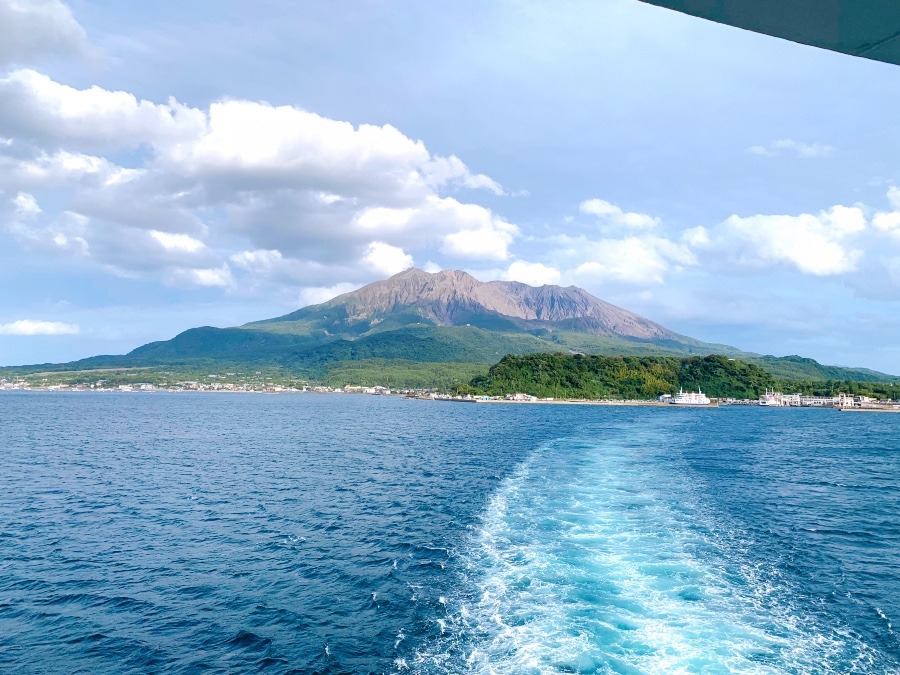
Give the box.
[466,354,900,399]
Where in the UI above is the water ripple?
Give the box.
[1,393,898,673]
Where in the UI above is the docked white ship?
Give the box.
[759,389,783,406]
[759,390,803,407]
[670,388,711,405]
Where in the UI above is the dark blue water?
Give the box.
[1,393,898,673]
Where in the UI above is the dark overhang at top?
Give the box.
[637,0,900,67]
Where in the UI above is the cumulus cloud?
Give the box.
[362,242,414,276]
[166,265,233,288]
[484,198,703,290]
[149,231,205,253]
[2,196,221,286]
[649,191,900,298]
[873,186,900,237]
[746,139,834,158]
[0,0,89,67]
[355,196,518,260]
[13,191,40,217]
[4,193,89,255]
[15,150,143,186]
[888,186,900,210]
[229,248,285,273]
[297,282,359,307]
[0,70,206,151]
[0,70,517,297]
[421,155,505,195]
[567,235,697,285]
[579,198,659,228]
[693,205,865,275]
[442,224,516,260]
[0,319,79,335]
[162,98,428,191]
[502,260,561,286]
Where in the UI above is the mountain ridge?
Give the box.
[3,268,898,385]
[255,267,682,341]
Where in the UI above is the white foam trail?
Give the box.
[407,434,879,674]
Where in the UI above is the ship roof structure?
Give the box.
[638,0,900,67]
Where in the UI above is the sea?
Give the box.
[1,391,899,674]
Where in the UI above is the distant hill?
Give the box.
[255,267,683,341]
[470,353,776,400]
[3,268,898,385]
[467,353,900,400]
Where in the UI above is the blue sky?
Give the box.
[3,0,900,372]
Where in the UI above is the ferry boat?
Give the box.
[670,388,711,406]
[758,389,783,406]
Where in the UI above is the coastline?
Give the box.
[418,396,719,408]
[5,388,899,412]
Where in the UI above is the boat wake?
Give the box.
[404,431,879,673]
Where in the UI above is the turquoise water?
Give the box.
[1,393,898,673]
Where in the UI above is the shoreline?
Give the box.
[419,396,719,408]
[838,406,900,413]
[4,388,899,412]
[473,398,714,407]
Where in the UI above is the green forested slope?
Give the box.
[467,353,900,399]
[4,325,899,388]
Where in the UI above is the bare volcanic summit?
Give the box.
[15,267,899,384]
[260,268,680,341]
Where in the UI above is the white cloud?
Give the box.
[888,186,900,210]
[149,230,205,253]
[16,150,142,186]
[297,282,359,307]
[2,201,228,288]
[0,69,207,150]
[13,191,40,217]
[745,145,774,157]
[672,190,900,295]
[681,226,710,247]
[873,211,900,235]
[230,248,285,272]
[421,155,505,195]
[355,195,518,260]
[442,224,516,260]
[0,319,78,335]
[873,187,900,236]
[568,235,697,285]
[0,0,89,67]
[355,205,420,233]
[363,241,414,276]
[746,139,834,158]
[695,206,865,276]
[163,99,425,184]
[226,249,353,299]
[0,71,516,294]
[515,199,695,288]
[4,197,90,255]
[579,198,659,228]
[167,265,234,288]
[502,260,561,286]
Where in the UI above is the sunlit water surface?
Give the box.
[1,392,898,673]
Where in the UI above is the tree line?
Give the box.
[460,353,899,400]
